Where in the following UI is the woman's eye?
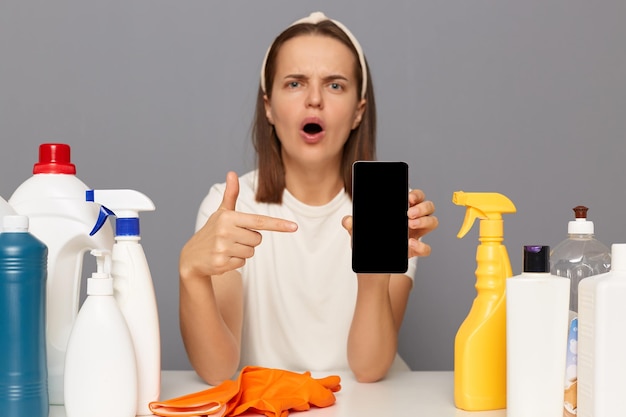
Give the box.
[329,83,342,90]
[288,81,300,88]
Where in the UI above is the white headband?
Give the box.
[260,11,368,99]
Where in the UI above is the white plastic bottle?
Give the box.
[8,143,115,405]
[506,245,570,417]
[0,195,16,224]
[550,205,610,417]
[577,243,626,417]
[64,249,137,417]
[87,189,160,415]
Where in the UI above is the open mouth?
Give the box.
[303,123,323,135]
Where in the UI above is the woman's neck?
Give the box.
[284,164,344,206]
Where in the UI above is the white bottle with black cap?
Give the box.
[506,245,570,417]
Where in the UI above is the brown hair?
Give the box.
[252,19,377,203]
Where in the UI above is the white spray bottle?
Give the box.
[8,143,115,405]
[64,249,137,417]
[87,189,160,415]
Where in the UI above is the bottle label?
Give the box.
[563,314,577,417]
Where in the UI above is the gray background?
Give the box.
[1,1,624,371]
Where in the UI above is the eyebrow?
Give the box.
[282,73,351,84]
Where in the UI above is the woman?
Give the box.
[179,11,438,385]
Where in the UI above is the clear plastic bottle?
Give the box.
[550,205,611,417]
[551,206,611,312]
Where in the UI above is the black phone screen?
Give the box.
[351,161,409,273]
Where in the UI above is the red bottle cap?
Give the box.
[33,143,76,174]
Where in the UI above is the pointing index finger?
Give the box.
[239,213,298,233]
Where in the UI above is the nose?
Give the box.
[305,84,323,109]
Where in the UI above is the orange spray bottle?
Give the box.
[452,191,516,411]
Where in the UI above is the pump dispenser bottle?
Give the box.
[506,245,570,417]
[87,189,160,415]
[452,191,516,411]
[550,205,610,417]
[578,243,626,417]
[8,143,115,405]
[64,249,137,417]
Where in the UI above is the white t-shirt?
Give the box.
[195,170,417,372]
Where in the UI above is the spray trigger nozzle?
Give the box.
[86,189,155,237]
[453,191,516,239]
[90,205,115,236]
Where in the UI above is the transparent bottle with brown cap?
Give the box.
[550,205,611,417]
[551,206,611,311]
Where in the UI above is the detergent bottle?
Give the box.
[0,215,48,417]
[8,143,114,405]
[64,249,137,417]
[452,191,516,411]
[550,205,610,417]
[87,189,160,415]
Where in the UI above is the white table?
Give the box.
[50,370,507,416]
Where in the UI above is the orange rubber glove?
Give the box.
[148,378,237,416]
[149,366,341,417]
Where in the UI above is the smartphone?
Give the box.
[351,161,409,273]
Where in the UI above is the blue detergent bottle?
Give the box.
[0,215,48,417]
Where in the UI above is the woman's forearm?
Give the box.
[347,274,398,382]
[179,270,241,385]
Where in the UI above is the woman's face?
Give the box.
[264,34,366,171]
